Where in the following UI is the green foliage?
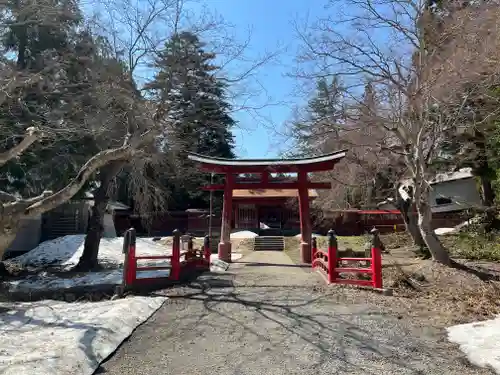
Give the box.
[0,1,140,199]
[145,31,236,210]
[291,76,345,157]
[442,231,500,261]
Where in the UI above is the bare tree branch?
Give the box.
[0,127,42,167]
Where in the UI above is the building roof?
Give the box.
[187,151,347,173]
[430,168,474,184]
[399,168,474,187]
[233,189,319,199]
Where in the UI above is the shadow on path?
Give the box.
[99,251,490,375]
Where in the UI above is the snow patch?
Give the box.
[447,316,500,374]
[0,296,166,375]
[210,253,243,262]
[230,231,258,239]
[5,235,240,292]
[6,235,169,269]
[5,235,174,292]
[295,233,322,238]
[434,227,457,235]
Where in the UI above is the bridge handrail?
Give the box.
[122,229,211,289]
[311,228,383,289]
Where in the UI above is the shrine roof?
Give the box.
[187,150,347,173]
[233,189,318,199]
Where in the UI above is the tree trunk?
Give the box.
[75,163,123,271]
[416,198,452,265]
[480,176,496,207]
[399,198,425,247]
[396,184,425,247]
[473,129,497,231]
[0,231,17,266]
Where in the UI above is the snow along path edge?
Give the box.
[447,315,500,374]
[0,296,167,375]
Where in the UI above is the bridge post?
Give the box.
[171,229,181,281]
[370,228,383,289]
[327,229,337,283]
[122,228,136,287]
[204,235,211,263]
[311,237,317,268]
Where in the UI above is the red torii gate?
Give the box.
[187,151,347,264]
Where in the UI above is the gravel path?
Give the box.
[100,251,491,375]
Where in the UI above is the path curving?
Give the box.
[100,251,492,375]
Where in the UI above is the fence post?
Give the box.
[171,229,181,281]
[203,235,211,264]
[122,229,131,288]
[122,228,136,287]
[311,237,317,269]
[327,229,337,283]
[370,228,383,289]
[187,236,194,261]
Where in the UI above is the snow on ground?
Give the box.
[5,235,242,292]
[0,296,166,375]
[294,233,322,238]
[6,235,169,269]
[447,316,500,374]
[210,253,243,262]
[434,227,457,235]
[230,230,258,239]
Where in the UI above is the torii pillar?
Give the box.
[187,150,347,264]
[218,173,234,261]
[297,170,312,263]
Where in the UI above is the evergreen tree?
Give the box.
[292,76,345,156]
[0,0,95,197]
[145,31,236,209]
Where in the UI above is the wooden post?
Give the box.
[171,229,181,281]
[203,235,211,264]
[218,173,234,263]
[311,237,317,269]
[234,202,239,229]
[327,229,337,283]
[123,228,136,287]
[187,236,193,260]
[370,228,383,289]
[122,228,131,288]
[298,171,312,263]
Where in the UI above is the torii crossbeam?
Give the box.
[187,150,347,264]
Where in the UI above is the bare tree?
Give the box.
[0,124,157,260]
[0,40,164,263]
[294,0,500,264]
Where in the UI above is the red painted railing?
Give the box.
[312,229,383,289]
[122,228,211,289]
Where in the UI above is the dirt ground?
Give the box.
[100,250,491,375]
[285,232,500,327]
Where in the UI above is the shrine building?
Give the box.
[232,188,318,236]
[188,151,347,264]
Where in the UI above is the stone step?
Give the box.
[253,236,285,251]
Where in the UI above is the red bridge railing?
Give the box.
[122,228,211,289]
[312,229,383,289]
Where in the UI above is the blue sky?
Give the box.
[86,0,327,159]
[203,0,324,159]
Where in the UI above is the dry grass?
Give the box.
[285,232,500,326]
[381,254,500,325]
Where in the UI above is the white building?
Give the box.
[378,168,484,213]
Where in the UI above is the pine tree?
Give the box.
[292,76,345,156]
[145,31,236,209]
[0,0,94,197]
